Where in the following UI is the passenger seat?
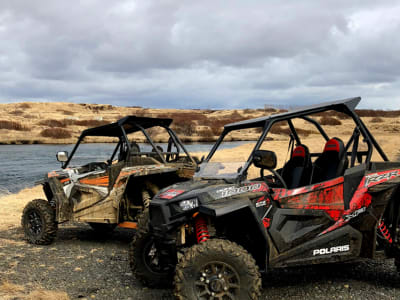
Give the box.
[281,144,312,189]
[310,137,348,184]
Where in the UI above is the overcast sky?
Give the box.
[0,1,400,109]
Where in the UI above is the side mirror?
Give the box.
[253,150,277,170]
[56,151,69,162]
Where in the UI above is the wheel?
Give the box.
[174,239,261,300]
[129,209,174,287]
[21,199,58,245]
[88,223,116,234]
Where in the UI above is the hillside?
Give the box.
[0,102,272,144]
[0,102,400,147]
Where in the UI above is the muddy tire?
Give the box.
[21,199,57,245]
[88,223,116,234]
[129,209,174,287]
[174,239,261,300]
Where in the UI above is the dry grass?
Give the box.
[172,120,196,135]
[57,109,74,116]
[371,117,384,123]
[19,103,31,109]
[38,119,67,128]
[73,120,108,126]
[9,110,24,116]
[312,111,350,120]
[26,290,70,300]
[0,186,44,230]
[40,128,72,139]
[0,281,24,293]
[270,124,291,135]
[2,101,400,145]
[0,281,69,300]
[197,128,215,138]
[0,120,29,131]
[355,109,400,118]
[320,116,342,126]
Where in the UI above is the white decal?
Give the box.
[313,245,350,256]
[364,171,399,187]
[216,184,261,198]
[343,207,366,221]
[256,200,266,207]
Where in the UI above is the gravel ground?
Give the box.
[1,224,400,300]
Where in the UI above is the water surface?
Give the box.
[0,141,248,196]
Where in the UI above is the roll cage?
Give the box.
[62,116,194,168]
[203,97,388,181]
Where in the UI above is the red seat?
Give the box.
[281,144,312,189]
[310,138,348,184]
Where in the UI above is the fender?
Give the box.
[199,197,271,270]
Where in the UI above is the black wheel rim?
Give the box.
[142,237,170,275]
[27,209,42,236]
[195,261,240,300]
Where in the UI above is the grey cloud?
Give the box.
[0,1,400,108]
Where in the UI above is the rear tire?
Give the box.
[174,239,261,300]
[21,199,57,245]
[129,209,174,287]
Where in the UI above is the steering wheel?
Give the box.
[260,168,288,189]
[166,137,180,162]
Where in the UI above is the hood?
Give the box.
[156,180,269,204]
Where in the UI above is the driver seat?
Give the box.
[281,144,312,189]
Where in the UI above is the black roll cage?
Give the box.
[203,97,388,181]
[62,117,195,169]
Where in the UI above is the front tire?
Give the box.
[129,209,174,287]
[174,239,261,300]
[21,199,57,245]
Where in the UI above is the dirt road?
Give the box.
[1,222,400,300]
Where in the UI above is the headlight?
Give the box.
[179,198,199,211]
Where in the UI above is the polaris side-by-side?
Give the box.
[130,97,400,299]
[21,116,197,245]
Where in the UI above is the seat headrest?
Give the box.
[292,145,306,158]
[324,138,342,153]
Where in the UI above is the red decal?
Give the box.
[262,218,271,228]
[273,177,344,221]
[253,182,269,192]
[159,189,185,199]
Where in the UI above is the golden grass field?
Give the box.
[2,101,398,145]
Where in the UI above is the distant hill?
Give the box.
[0,102,399,145]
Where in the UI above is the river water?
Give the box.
[0,141,247,196]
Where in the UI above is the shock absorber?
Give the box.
[379,220,393,244]
[195,215,210,243]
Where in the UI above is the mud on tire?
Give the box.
[174,239,261,300]
[129,209,174,288]
[21,199,57,245]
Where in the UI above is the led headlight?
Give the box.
[179,198,199,211]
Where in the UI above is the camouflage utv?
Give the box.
[21,116,197,245]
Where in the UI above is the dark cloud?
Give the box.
[0,1,400,108]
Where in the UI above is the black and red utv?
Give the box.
[130,97,400,300]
